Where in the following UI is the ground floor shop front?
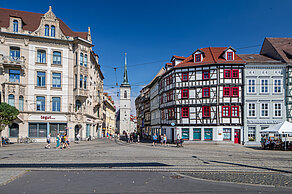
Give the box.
[159,126,243,144]
[2,113,103,143]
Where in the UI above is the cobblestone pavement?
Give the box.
[0,138,292,188]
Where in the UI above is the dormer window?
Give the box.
[51,25,55,37]
[195,54,201,62]
[45,25,49,36]
[13,20,18,32]
[227,52,234,60]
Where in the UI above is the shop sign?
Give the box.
[28,115,67,121]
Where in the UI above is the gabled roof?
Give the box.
[171,55,186,61]
[260,37,292,64]
[0,7,88,39]
[239,54,283,64]
[148,67,165,87]
[175,47,245,68]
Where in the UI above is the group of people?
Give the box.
[152,133,167,146]
[45,133,70,149]
[261,136,291,150]
[124,132,140,143]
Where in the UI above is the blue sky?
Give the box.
[2,0,292,114]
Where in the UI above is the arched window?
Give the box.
[51,25,55,37]
[13,20,18,32]
[45,25,49,36]
[124,91,127,99]
[84,54,87,66]
[19,96,24,111]
[75,100,81,111]
[80,53,83,66]
[8,94,15,107]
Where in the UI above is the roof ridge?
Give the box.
[208,47,216,64]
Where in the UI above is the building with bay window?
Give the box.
[0,7,104,142]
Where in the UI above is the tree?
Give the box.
[0,103,19,147]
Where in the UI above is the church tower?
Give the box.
[119,53,131,134]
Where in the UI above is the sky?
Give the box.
[2,0,292,115]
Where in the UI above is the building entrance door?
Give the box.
[234,129,240,144]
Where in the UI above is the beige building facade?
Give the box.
[0,7,104,142]
[103,93,116,136]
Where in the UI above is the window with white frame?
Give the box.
[261,103,269,117]
[248,79,255,93]
[274,103,282,117]
[261,80,268,93]
[274,80,281,93]
[248,103,256,117]
[248,127,256,141]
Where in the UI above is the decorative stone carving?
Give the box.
[68,44,72,51]
[0,36,5,44]
[24,39,29,46]
[19,86,25,95]
[44,6,57,19]
[8,85,16,94]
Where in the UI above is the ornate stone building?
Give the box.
[0,7,104,142]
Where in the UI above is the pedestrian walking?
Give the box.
[65,133,70,149]
[137,134,140,144]
[45,133,51,149]
[76,133,80,144]
[152,133,158,146]
[163,134,167,146]
[56,133,60,148]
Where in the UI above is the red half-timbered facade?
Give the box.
[158,47,245,143]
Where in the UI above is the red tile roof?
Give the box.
[175,47,245,68]
[172,55,186,60]
[0,7,87,39]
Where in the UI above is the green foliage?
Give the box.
[0,103,19,131]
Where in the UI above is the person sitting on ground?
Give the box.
[152,133,158,146]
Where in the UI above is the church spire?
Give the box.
[122,53,129,86]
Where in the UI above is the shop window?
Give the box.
[223,128,231,140]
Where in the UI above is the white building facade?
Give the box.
[0,7,104,142]
[240,56,286,144]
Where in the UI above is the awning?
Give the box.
[260,121,292,134]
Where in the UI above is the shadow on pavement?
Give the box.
[0,162,171,168]
[209,160,292,174]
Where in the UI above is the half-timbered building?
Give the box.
[159,47,245,143]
